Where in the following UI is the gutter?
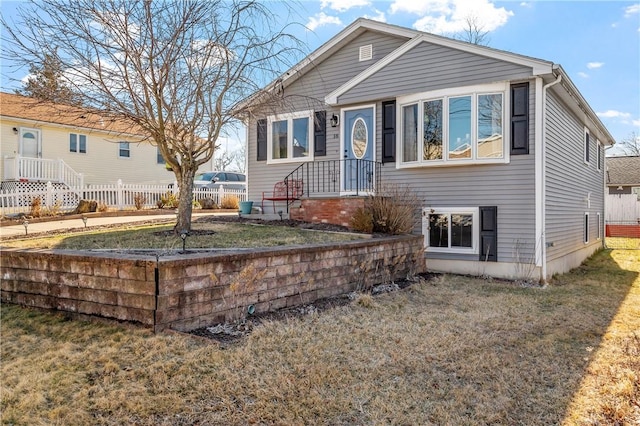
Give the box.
[539,71,562,283]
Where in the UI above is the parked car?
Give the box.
[193,171,246,190]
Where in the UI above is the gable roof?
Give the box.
[606,156,640,186]
[242,18,615,147]
[0,92,144,136]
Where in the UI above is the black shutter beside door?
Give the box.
[382,100,396,163]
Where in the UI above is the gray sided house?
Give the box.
[243,19,614,282]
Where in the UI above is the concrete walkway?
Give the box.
[0,211,236,239]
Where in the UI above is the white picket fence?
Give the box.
[606,193,640,224]
[0,179,246,216]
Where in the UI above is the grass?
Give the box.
[0,220,365,250]
[1,249,639,425]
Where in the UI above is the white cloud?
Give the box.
[624,4,640,17]
[390,0,513,34]
[520,2,532,8]
[306,13,343,31]
[578,72,589,79]
[364,9,386,23]
[597,110,631,119]
[320,0,370,12]
[586,62,604,69]
[632,118,640,127]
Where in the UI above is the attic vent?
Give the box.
[359,44,373,61]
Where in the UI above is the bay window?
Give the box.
[267,110,314,163]
[399,83,507,167]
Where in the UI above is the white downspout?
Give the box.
[540,72,562,283]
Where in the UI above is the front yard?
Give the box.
[1,249,639,425]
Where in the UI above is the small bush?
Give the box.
[42,201,62,217]
[368,184,420,235]
[29,197,42,218]
[159,191,179,208]
[220,195,239,210]
[133,193,147,210]
[97,202,108,212]
[350,207,374,233]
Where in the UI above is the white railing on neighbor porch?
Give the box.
[0,179,246,216]
[3,155,84,189]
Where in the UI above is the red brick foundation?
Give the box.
[290,197,366,228]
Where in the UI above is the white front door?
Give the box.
[19,128,41,158]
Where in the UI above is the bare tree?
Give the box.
[617,132,640,156]
[455,15,491,46]
[2,0,302,233]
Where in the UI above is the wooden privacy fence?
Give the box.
[0,180,246,215]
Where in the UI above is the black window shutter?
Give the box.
[314,111,326,157]
[382,100,396,163]
[256,118,267,161]
[510,82,529,155]
[479,206,498,262]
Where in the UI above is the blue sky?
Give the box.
[2,0,639,154]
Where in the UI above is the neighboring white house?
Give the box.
[1,92,174,187]
[605,156,640,233]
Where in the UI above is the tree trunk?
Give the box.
[174,167,196,235]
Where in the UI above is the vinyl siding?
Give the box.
[1,119,172,185]
[247,33,539,263]
[247,30,409,205]
[372,81,537,263]
[338,41,533,105]
[545,91,604,261]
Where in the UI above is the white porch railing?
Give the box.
[0,180,246,216]
[3,155,84,189]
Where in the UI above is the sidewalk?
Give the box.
[0,211,234,239]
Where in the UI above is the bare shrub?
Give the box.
[220,195,239,210]
[350,207,373,233]
[133,193,147,210]
[97,202,108,212]
[159,191,178,209]
[42,201,62,217]
[29,197,42,218]
[367,184,420,234]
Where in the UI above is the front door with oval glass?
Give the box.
[343,107,374,193]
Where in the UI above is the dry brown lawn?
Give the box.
[1,249,638,425]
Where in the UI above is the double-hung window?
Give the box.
[69,133,87,154]
[584,128,590,164]
[267,110,314,164]
[423,207,479,254]
[399,83,507,167]
[119,142,130,158]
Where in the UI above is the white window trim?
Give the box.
[596,212,601,240]
[118,141,131,159]
[422,207,479,255]
[266,110,314,164]
[69,132,87,154]
[583,127,590,165]
[597,140,602,171]
[584,212,590,244]
[397,82,510,169]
